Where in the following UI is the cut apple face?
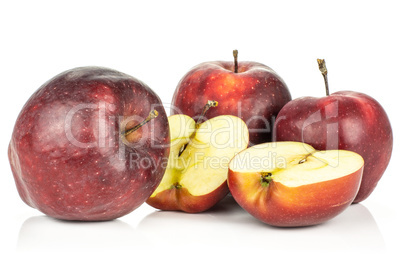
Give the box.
[228,142,364,227]
[147,114,249,213]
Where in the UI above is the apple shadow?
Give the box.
[137,196,385,251]
[16,216,149,253]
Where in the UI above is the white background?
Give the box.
[1,0,401,267]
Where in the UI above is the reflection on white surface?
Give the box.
[137,197,385,251]
[17,197,385,254]
[17,217,146,252]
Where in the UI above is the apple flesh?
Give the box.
[171,51,291,146]
[8,66,170,221]
[273,60,392,203]
[147,114,249,213]
[228,142,364,227]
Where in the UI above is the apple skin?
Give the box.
[273,91,393,203]
[147,182,228,213]
[146,114,249,213]
[171,61,291,145]
[228,167,363,227]
[8,66,170,221]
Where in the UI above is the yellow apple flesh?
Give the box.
[228,142,364,227]
[147,114,249,213]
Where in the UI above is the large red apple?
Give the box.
[228,142,364,227]
[8,66,170,221]
[171,50,291,146]
[273,59,393,203]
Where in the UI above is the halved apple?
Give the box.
[228,142,364,227]
[147,114,249,213]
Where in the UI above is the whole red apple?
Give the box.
[171,50,291,146]
[274,59,393,203]
[8,67,170,221]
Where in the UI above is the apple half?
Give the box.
[228,142,364,227]
[147,114,249,213]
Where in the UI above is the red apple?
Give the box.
[8,66,170,221]
[273,59,393,203]
[147,101,249,213]
[228,142,364,227]
[171,50,291,146]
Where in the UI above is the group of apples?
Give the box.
[8,51,392,227]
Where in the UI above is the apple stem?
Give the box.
[178,144,187,157]
[178,100,218,157]
[298,152,312,164]
[124,109,159,136]
[233,49,239,73]
[317,59,330,96]
[196,100,218,127]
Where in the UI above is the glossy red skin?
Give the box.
[171,61,291,146]
[274,91,393,203]
[146,182,229,213]
[8,67,170,221]
[228,167,363,227]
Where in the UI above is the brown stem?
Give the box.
[196,100,218,127]
[317,59,330,96]
[178,100,218,157]
[124,110,159,136]
[233,49,239,73]
[298,152,313,164]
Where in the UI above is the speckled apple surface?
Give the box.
[171,61,291,145]
[274,91,393,203]
[8,67,170,221]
